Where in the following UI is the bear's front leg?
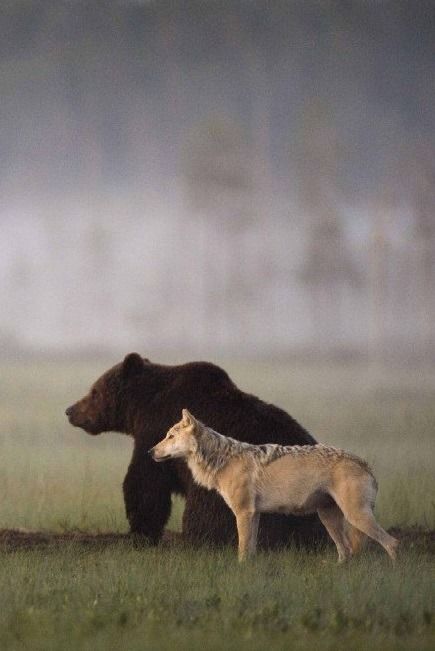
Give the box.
[123,446,172,544]
[182,484,238,546]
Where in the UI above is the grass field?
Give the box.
[0,359,434,650]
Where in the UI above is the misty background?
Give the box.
[1,0,434,361]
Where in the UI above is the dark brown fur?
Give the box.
[66,353,326,548]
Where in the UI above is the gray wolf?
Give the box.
[150,409,399,562]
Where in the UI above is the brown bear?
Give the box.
[65,353,326,548]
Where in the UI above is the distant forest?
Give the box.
[1,1,434,359]
[1,0,434,200]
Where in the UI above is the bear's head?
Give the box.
[65,352,148,435]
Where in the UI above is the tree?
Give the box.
[183,114,255,350]
[409,143,435,358]
[296,101,362,352]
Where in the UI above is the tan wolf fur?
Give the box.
[150,410,399,562]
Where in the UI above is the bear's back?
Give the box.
[139,360,316,449]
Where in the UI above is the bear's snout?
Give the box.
[64,400,103,435]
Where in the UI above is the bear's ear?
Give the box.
[182,409,196,426]
[122,353,144,376]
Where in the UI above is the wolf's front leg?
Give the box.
[236,511,257,561]
[249,513,260,554]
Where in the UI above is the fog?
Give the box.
[1,1,434,361]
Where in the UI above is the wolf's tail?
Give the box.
[345,522,367,555]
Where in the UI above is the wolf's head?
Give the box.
[150,409,199,462]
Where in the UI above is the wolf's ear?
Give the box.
[182,409,195,426]
[122,352,144,376]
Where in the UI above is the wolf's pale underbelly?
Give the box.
[255,456,334,514]
[256,488,333,514]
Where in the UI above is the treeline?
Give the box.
[1,1,434,359]
[1,0,434,201]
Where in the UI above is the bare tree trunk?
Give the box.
[368,215,388,372]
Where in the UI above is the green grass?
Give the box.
[1,546,433,651]
[0,359,434,650]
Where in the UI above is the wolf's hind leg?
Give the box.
[340,508,398,561]
[345,522,367,555]
[332,479,399,561]
[318,505,352,563]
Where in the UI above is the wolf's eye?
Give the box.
[168,433,174,439]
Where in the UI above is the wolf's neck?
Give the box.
[186,454,219,490]
[187,427,237,490]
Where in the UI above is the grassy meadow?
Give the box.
[0,358,434,650]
